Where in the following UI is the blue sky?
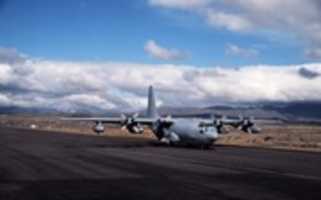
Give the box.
[1,0,321,111]
[0,0,311,67]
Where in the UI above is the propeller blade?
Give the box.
[132,113,139,118]
[120,114,127,124]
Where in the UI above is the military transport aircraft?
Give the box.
[62,86,260,148]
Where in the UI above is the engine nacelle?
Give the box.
[93,122,105,135]
[239,117,261,134]
[126,124,144,134]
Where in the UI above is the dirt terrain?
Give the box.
[1,115,321,152]
[216,125,321,152]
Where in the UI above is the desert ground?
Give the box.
[1,115,321,152]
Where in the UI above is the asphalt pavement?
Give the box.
[1,127,321,200]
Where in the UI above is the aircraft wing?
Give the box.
[60,117,156,125]
[220,118,243,126]
[199,118,244,127]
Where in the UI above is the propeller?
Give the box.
[237,115,259,133]
[121,113,138,128]
[120,113,144,134]
[212,115,226,134]
[93,121,105,135]
[160,115,172,123]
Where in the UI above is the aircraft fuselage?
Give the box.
[152,118,219,146]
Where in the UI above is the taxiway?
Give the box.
[1,127,321,200]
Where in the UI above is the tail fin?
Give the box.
[146,86,158,118]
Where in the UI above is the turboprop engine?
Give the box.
[211,116,228,134]
[93,121,105,135]
[236,116,261,134]
[121,113,144,134]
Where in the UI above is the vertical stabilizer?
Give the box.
[146,86,158,118]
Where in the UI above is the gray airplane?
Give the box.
[63,86,260,148]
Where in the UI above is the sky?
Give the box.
[1,0,319,66]
[0,0,321,112]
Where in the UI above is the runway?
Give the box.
[1,127,321,200]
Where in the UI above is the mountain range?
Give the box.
[1,101,321,123]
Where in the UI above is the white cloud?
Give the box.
[305,48,321,60]
[1,48,321,112]
[0,63,12,85]
[148,0,321,60]
[0,47,27,65]
[225,44,259,58]
[144,40,187,61]
[206,11,253,32]
[0,93,11,107]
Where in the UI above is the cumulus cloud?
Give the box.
[148,0,321,60]
[1,48,321,112]
[305,48,321,60]
[0,47,27,65]
[0,93,11,107]
[225,44,259,58]
[206,11,253,32]
[298,67,321,79]
[144,40,187,61]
